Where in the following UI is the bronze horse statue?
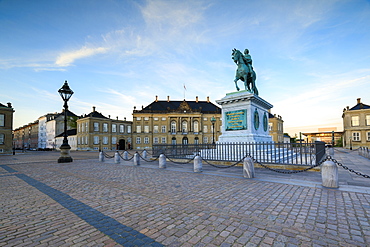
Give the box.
[232,48,258,95]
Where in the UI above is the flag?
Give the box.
[184,84,186,90]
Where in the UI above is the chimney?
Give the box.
[7,102,12,108]
[124,117,126,121]
[207,96,210,103]
[346,106,349,110]
[116,116,118,120]
[108,115,111,119]
[357,98,361,104]
[167,96,170,102]
[196,96,198,103]
[93,106,96,112]
[155,95,158,102]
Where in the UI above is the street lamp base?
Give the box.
[58,144,73,163]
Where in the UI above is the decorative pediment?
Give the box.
[178,100,192,112]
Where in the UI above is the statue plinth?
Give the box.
[216,90,273,143]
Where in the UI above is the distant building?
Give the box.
[268,111,284,142]
[55,129,77,151]
[342,98,370,149]
[76,107,132,151]
[0,102,15,154]
[132,96,222,149]
[302,127,343,146]
[14,120,39,150]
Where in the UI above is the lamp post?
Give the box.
[57,80,74,163]
[211,116,216,144]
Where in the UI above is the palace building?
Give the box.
[0,102,15,154]
[131,96,222,149]
[342,98,370,149]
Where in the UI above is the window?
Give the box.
[194,137,199,144]
[144,125,149,133]
[136,137,141,144]
[269,123,273,131]
[144,137,149,144]
[81,137,84,145]
[203,136,208,143]
[94,136,99,144]
[161,137,166,143]
[366,115,370,126]
[144,117,149,121]
[171,121,176,133]
[351,116,359,126]
[0,133,4,144]
[154,117,158,121]
[94,122,99,131]
[85,136,88,144]
[171,137,176,145]
[367,132,370,141]
[103,123,108,132]
[103,136,108,144]
[120,124,125,133]
[78,137,80,145]
[85,122,88,132]
[112,137,117,145]
[112,124,117,133]
[182,121,188,133]
[81,123,85,132]
[154,137,159,144]
[136,125,141,133]
[203,117,207,121]
[161,125,166,133]
[193,121,199,133]
[153,125,159,133]
[353,132,360,141]
[203,125,208,133]
[162,117,166,121]
[136,117,141,120]
[127,138,131,144]
[127,126,131,133]
[0,114,4,127]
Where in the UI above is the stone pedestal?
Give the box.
[58,144,73,163]
[216,90,273,143]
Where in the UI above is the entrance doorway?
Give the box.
[118,139,125,150]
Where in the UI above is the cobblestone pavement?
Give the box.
[1,150,370,246]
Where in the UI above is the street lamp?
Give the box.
[57,80,74,163]
[211,116,216,144]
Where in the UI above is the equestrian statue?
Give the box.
[232,48,258,95]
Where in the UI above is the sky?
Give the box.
[1,0,370,137]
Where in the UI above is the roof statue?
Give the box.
[232,48,258,95]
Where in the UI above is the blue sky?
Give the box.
[1,0,370,136]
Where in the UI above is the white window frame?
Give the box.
[0,114,4,127]
[94,136,99,144]
[161,137,166,143]
[161,125,166,133]
[203,125,208,133]
[351,116,360,127]
[127,126,131,133]
[153,125,159,133]
[103,123,108,132]
[136,137,141,144]
[120,124,124,133]
[353,132,360,141]
[136,125,141,133]
[112,124,117,133]
[366,115,370,126]
[171,121,176,133]
[144,125,149,133]
[203,136,208,143]
[154,137,159,144]
[0,133,4,144]
[103,136,108,144]
[144,137,149,144]
[193,121,199,133]
[112,137,117,145]
[94,122,99,131]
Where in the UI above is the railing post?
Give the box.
[99,152,104,162]
[243,157,255,178]
[159,154,166,168]
[194,155,202,173]
[142,150,147,159]
[134,152,140,166]
[114,152,120,164]
[123,151,128,160]
[321,160,339,188]
[328,146,334,157]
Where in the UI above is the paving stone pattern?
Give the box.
[1,151,370,246]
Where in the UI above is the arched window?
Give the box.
[193,121,199,133]
[182,137,188,145]
[182,121,188,133]
[171,137,176,145]
[194,137,199,144]
[171,121,176,133]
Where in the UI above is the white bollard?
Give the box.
[142,150,147,159]
[159,154,166,168]
[134,153,140,166]
[99,152,104,162]
[114,152,120,164]
[321,160,339,188]
[123,151,128,160]
[243,157,255,178]
[194,155,202,173]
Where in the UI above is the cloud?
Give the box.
[55,46,109,67]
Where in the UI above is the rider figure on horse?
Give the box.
[243,49,253,79]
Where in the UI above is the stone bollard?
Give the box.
[321,160,339,188]
[194,155,202,173]
[243,157,255,178]
[159,154,166,168]
[99,152,104,162]
[142,150,147,159]
[134,153,140,166]
[123,151,128,160]
[114,152,120,164]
